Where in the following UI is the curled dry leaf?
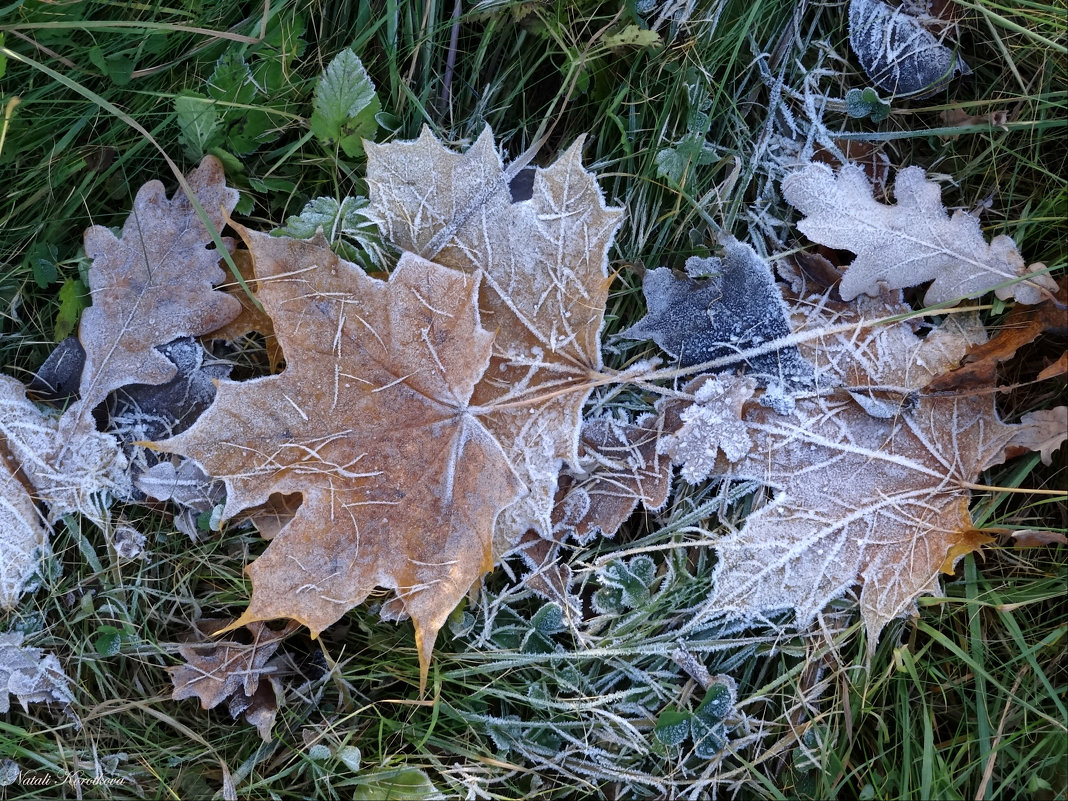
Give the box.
[158,231,524,691]
[206,248,283,372]
[783,163,1058,306]
[926,277,1067,393]
[64,155,241,433]
[365,127,623,549]
[1003,408,1067,467]
[672,292,1048,652]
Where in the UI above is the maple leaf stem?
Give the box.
[959,482,1066,497]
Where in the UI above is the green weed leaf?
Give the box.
[310,48,380,158]
[654,707,692,746]
[174,93,221,160]
[54,277,88,341]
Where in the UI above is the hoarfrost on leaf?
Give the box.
[621,237,814,392]
[782,163,1058,306]
[0,631,75,714]
[658,375,757,484]
[848,0,970,97]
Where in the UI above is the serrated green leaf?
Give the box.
[273,196,375,242]
[604,24,662,50]
[54,277,88,341]
[654,707,692,746]
[310,49,379,154]
[655,132,715,184]
[208,51,257,108]
[174,93,221,160]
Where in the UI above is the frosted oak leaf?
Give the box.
[366,127,623,549]
[783,163,1057,306]
[63,156,241,434]
[157,228,523,690]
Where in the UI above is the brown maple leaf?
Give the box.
[670,294,1050,651]
[63,156,241,434]
[366,127,624,551]
[157,228,524,690]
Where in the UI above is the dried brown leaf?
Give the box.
[206,249,283,372]
[926,277,1067,393]
[63,156,241,433]
[168,620,292,740]
[366,127,623,550]
[158,230,524,690]
[672,295,1037,650]
[783,163,1058,306]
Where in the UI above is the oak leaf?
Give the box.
[64,155,241,433]
[168,620,294,740]
[782,163,1058,306]
[365,127,623,549]
[669,293,1046,651]
[157,229,524,689]
[0,630,75,714]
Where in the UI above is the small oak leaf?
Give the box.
[782,163,1058,306]
[366,127,624,551]
[64,156,241,433]
[157,229,524,690]
[168,620,292,740]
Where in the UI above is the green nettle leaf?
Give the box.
[654,707,692,746]
[174,93,222,160]
[310,48,380,158]
[54,277,89,341]
[208,51,257,107]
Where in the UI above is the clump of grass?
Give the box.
[0,0,1064,798]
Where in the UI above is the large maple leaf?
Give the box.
[158,228,523,688]
[668,293,1060,650]
[365,127,624,548]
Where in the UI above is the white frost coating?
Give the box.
[0,376,130,525]
[1,375,130,607]
[0,630,75,713]
[848,0,970,96]
[783,162,1058,306]
[658,376,757,483]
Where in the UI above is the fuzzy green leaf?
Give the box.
[310,49,380,157]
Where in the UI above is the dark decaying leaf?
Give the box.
[620,236,814,395]
[168,619,295,741]
[848,0,970,97]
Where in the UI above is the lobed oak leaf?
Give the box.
[0,441,45,609]
[0,631,75,714]
[673,294,1043,653]
[365,127,624,549]
[157,228,524,690]
[168,620,293,740]
[64,155,241,433]
[782,163,1058,306]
